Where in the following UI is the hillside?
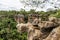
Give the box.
[0,9,60,40]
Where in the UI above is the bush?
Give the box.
[0,17,27,40]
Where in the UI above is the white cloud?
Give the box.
[0,0,60,11]
[0,0,24,10]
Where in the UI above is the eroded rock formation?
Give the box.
[44,26,60,40]
[16,15,60,40]
[16,22,43,40]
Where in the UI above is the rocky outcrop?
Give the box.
[16,23,43,40]
[44,26,60,40]
[16,17,60,40]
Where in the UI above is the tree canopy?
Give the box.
[20,0,60,10]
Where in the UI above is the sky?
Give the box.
[0,0,60,11]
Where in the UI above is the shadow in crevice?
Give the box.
[40,25,59,39]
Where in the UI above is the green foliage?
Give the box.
[0,16,27,40]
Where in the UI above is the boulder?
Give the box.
[44,26,60,40]
[38,21,58,29]
[38,21,59,40]
[16,23,43,40]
